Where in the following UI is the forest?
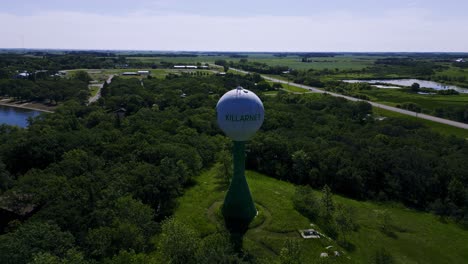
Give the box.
[0,72,467,263]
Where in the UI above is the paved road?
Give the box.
[230,68,468,130]
[88,75,114,104]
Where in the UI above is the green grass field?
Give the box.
[128,54,378,71]
[172,167,468,263]
[89,85,100,97]
[359,88,468,111]
[265,81,308,93]
[126,55,230,64]
[246,55,378,70]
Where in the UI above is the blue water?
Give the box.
[0,105,40,128]
[344,79,468,93]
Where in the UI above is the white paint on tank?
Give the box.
[217,86,264,141]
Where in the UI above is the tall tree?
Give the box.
[158,218,200,264]
[279,239,302,264]
[320,185,335,221]
[335,204,357,243]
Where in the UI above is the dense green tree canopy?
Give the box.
[0,72,466,263]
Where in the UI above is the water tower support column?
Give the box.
[222,141,257,224]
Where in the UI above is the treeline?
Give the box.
[215,59,289,75]
[123,53,198,58]
[432,73,467,83]
[433,105,468,123]
[0,54,214,78]
[0,78,89,104]
[0,74,263,263]
[322,81,372,100]
[247,92,468,225]
[0,55,120,76]
[367,58,442,77]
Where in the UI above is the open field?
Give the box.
[433,66,468,87]
[266,80,309,93]
[126,55,231,64]
[129,54,378,71]
[246,55,378,70]
[360,88,468,111]
[89,85,100,97]
[172,167,468,263]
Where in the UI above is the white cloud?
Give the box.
[0,9,467,52]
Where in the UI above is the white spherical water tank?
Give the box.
[217,87,264,141]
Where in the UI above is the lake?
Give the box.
[343,79,468,93]
[0,105,40,128]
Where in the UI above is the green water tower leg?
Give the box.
[222,141,257,226]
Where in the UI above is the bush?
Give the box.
[293,186,320,221]
[158,218,200,264]
[371,248,395,264]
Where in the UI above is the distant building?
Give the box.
[14,72,30,79]
[122,72,138,76]
[455,58,465,63]
[173,65,198,69]
[137,70,150,75]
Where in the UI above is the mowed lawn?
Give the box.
[172,167,468,263]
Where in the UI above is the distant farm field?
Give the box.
[245,55,378,70]
[126,55,230,64]
[125,54,378,71]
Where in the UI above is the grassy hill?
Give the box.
[173,167,468,263]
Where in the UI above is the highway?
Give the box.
[229,68,468,130]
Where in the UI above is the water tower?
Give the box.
[216,86,264,227]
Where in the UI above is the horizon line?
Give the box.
[1,48,468,54]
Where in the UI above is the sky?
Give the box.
[1,0,467,52]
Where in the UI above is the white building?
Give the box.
[122,72,138,76]
[173,65,198,69]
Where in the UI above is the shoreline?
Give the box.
[0,100,55,113]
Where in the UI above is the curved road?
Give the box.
[230,68,468,130]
